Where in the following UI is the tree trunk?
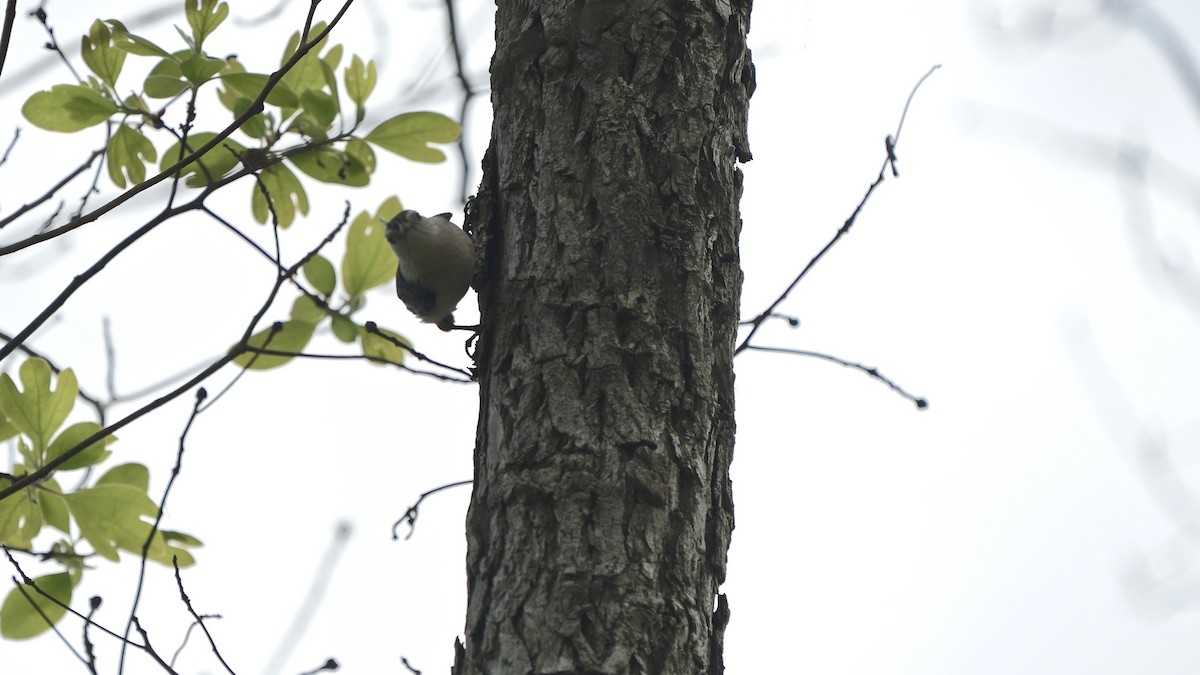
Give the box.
[459,1,753,672]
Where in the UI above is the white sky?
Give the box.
[3,0,1200,673]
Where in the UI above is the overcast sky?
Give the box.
[3,1,1200,673]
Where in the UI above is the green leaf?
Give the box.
[0,573,74,640]
[113,29,173,58]
[179,53,227,86]
[331,314,358,343]
[364,112,460,163]
[0,408,17,443]
[0,481,42,549]
[361,327,408,366]
[160,529,202,567]
[344,55,376,108]
[290,295,324,324]
[322,44,343,72]
[288,146,368,186]
[216,92,270,139]
[279,22,330,97]
[38,479,70,534]
[107,125,157,188]
[161,132,245,187]
[186,0,229,49]
[0,359,77,454]
[81,20,127,89]
[221,71,298,109]
[162,530,203,547]
[342,209,398,298]
[143,55,191,98]
[376,196,403,222]
[345,138,376,173]
[303,254,336,297]
[251,162,308,227]
[233,321,316,370]
[21,84,117,132]
[96,463,149,492]
[45,422,115,471]
[295,88,338,133]
[64,485,160,563]
[144,75,188,98]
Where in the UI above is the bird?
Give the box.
[383,210,475,331]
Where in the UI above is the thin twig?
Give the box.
[364,322,475,380]
[744,345,927,409]
[173,558,237,675]
[119,388,206,674]
[442,0,478,203]
[0,127,18,167]
[392,479,473,540]
[243,346,474,383]
[0,148,104,230]
[168,616,220,669]
[131,616,184,675]
[735,64,940,357]
[31,6,82,82]
[83,596,101,675]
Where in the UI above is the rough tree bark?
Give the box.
[459,1,753,672]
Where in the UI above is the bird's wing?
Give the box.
[395,269,437,319]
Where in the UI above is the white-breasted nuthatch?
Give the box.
[383,210,475,331]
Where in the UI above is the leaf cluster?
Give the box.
[234,197,411,370]
[0,359,200,640]
[20,0,460,227]
[3,0,461,643]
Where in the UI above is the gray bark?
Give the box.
[459,1,753,672]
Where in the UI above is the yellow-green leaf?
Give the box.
[303,254,336,297]
[107,125,157,188]
[38,479,70,534]
[0,359,77,453]
[290,294,324,324]
[143,55,190,98]
[288,146,368,186]
[0,573,74,640]
[179,53,227,86]
[45,422,115,471]
[361,327,408,366]
[341,209,397,298]
[0,483,41,549]
[221,71,298,109]
[96,463,149,492]
[161,132,245,187]
[82,20,127,88]
[0,408,17,443]
[185,0,229,49]
[21,85,117,132]
[344,55,376,108]
[233,321,316,370]
[251,162,308,227]
[64,485,161,563]
[331,314,358,343]
[364,112,460,163]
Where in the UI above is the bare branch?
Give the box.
[735,65,940,356]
